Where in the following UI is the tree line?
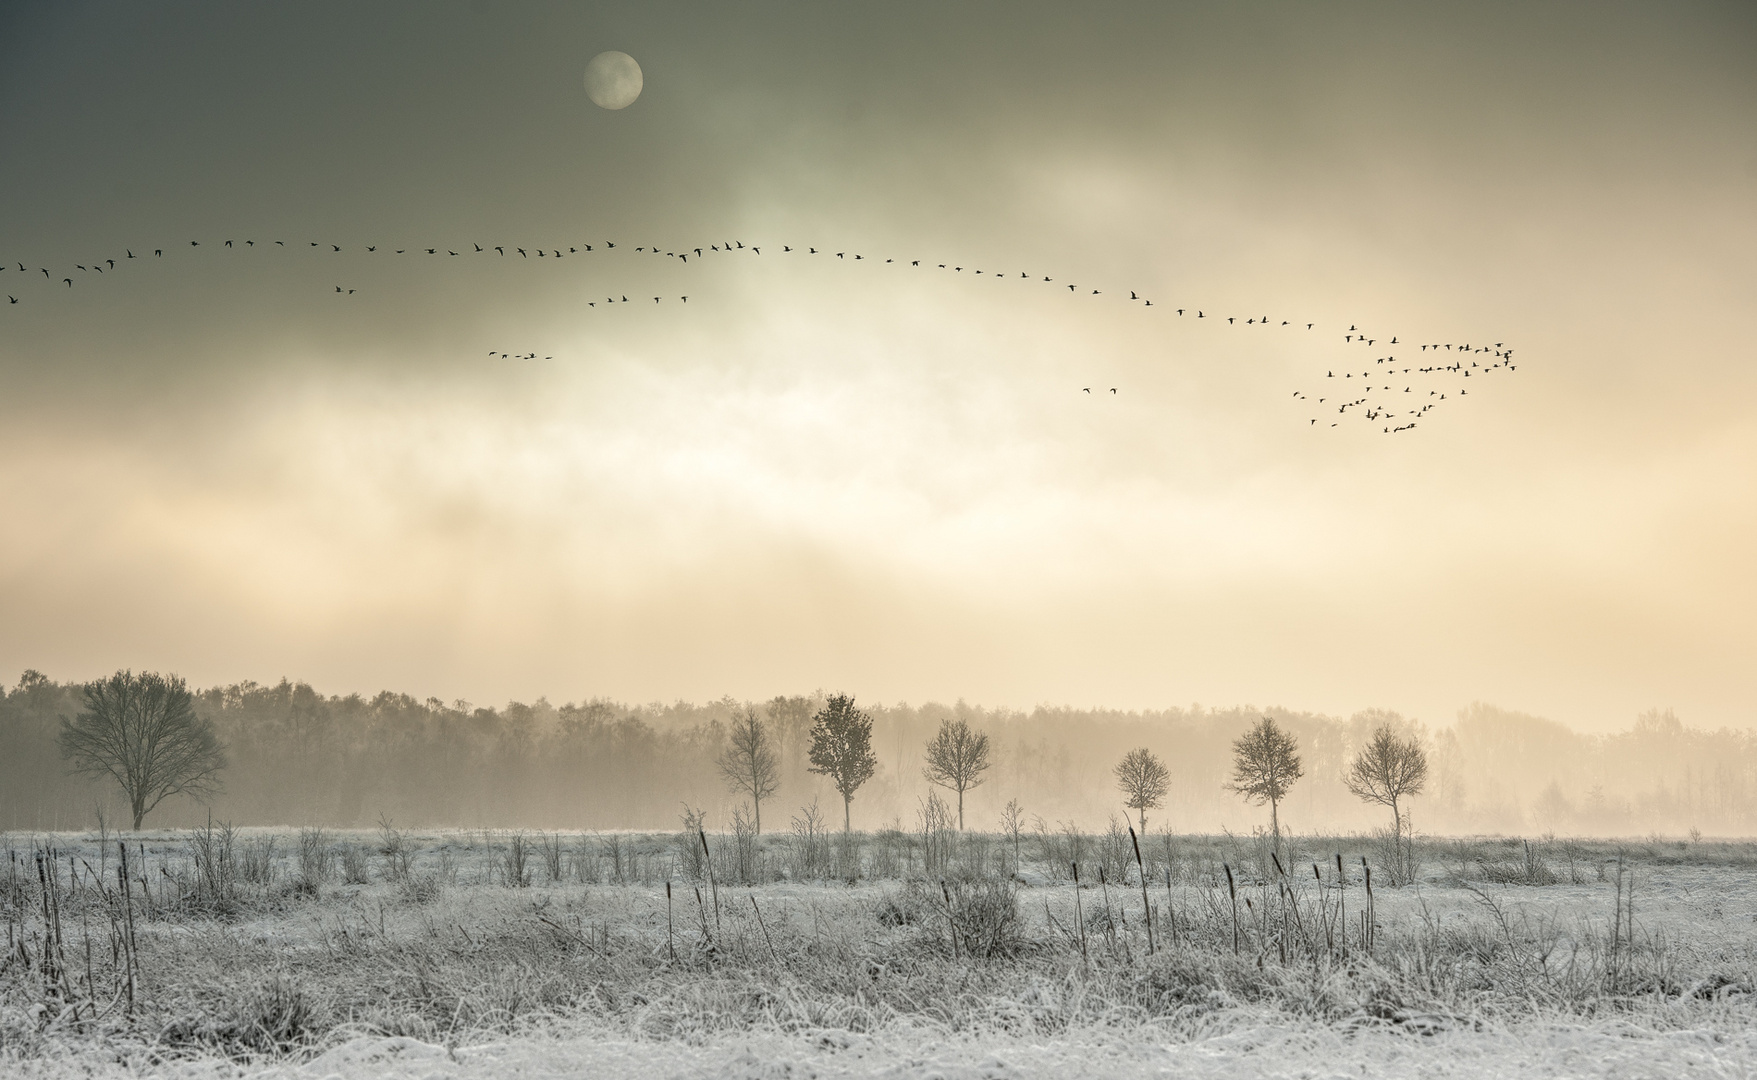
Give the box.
[3,668,1753,836]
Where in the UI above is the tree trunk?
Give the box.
[1270,798,1280,858]
[1391,796,1403,881]
[754,797,762,836]
[1138,807,1147,834]
[843,794,851,833]
[131,795,145,831]
[957,787,964,831]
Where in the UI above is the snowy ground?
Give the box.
[5,829,1756,1078]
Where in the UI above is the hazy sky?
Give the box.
[2,2,1753,731]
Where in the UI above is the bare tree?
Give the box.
[922,718,991,829]
[1346,723,1429,869]
[1114,747,1170,832]
[718,706,780,833]
[58,670,226,830]
[807,693,877,832]
[1228,717,1303,851]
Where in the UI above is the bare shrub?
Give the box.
[339,843,370,885]
[296,828,334,892]
[238,834,277,888]
[540,833,564,884]
[600,832,627,884]
[834,828,863,881]
[502,832,532,888]
[186,817,239,911]
[1100,814,1133,885]
[999,798,1025,875]
[870,819,908,879]
[789,800,831,880]
[569,834,599,883]
[376,816,414,885]
[730,803,759,884]
[914,876,1024,958]
[918,790,956,878]
[676,805,707,880]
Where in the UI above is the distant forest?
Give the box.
[3,670,1752,836]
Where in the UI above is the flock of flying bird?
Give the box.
[1,234,1517,434]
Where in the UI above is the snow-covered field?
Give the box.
[5,829,1755,1078]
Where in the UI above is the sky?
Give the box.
[1,2,1753,733]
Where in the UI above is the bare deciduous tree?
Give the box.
[58,670,226,830]
[1228,717,1303,851]
[807,693,877,832]
[922,718,991,829]
[718,706,780,833]
[1346,723,1429,868]
[1114,747,1170,832]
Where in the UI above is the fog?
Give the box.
[4,671,1748,838]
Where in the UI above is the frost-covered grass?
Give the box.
[5,827,1757,1077]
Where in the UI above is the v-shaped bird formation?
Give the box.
[1,234,1517,434]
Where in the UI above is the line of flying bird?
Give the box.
[1,235,1517,434]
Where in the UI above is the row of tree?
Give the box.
[49,671,1424,845]
[1112,719,1426,849]
[2,668,1747,834]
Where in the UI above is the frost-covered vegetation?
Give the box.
[5,824,1757,1078]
